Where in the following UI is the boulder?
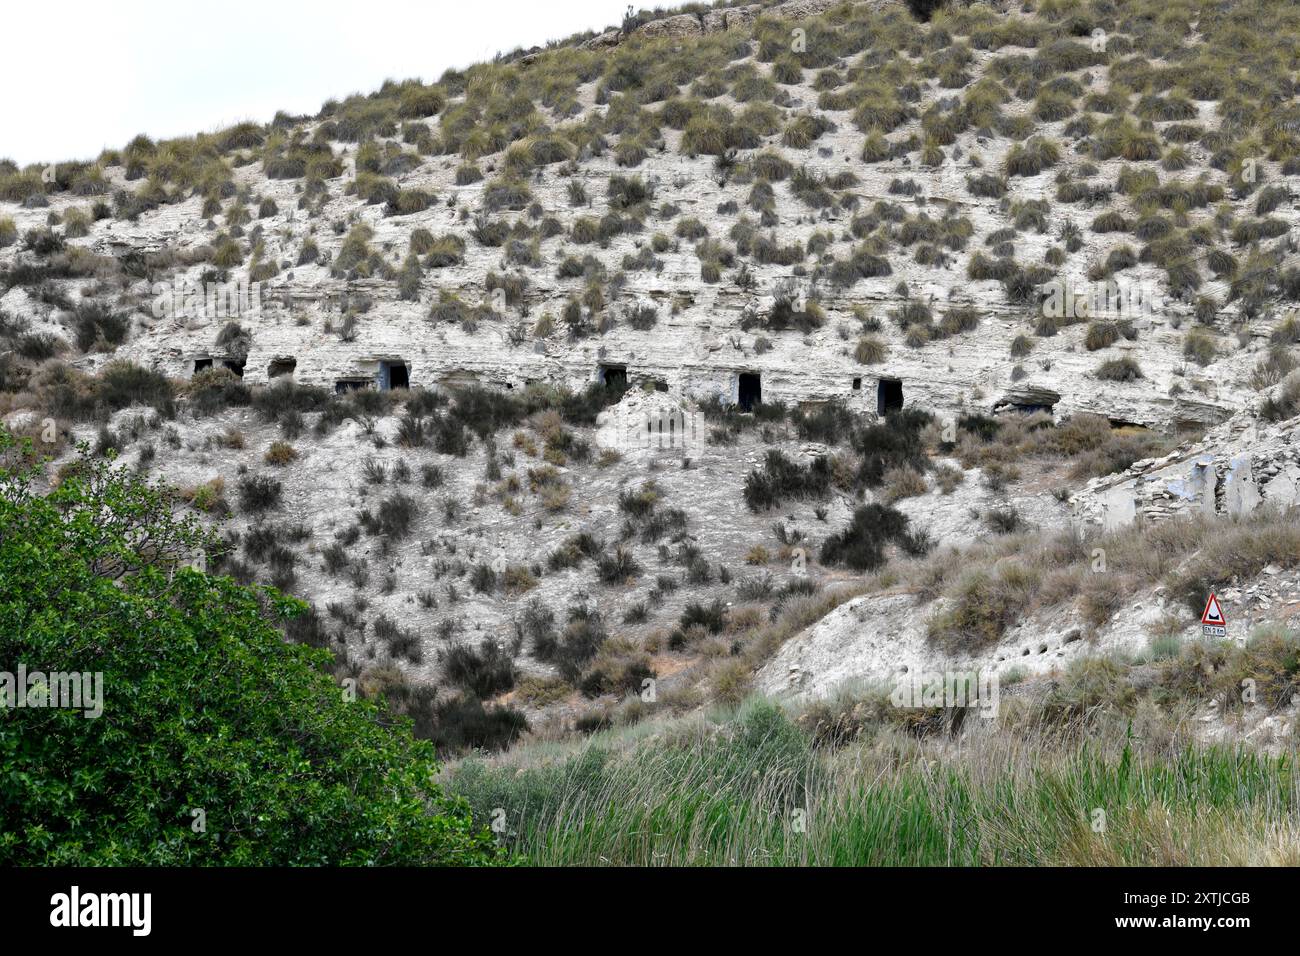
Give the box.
[638,14,703,40]
[772,0,844,19]
[579,29,622,51]
[703,5,762,32]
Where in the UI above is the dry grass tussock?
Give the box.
[859,506,1300,654]
[952,411,1183,482]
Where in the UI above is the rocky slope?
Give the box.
[3,0,1300,747]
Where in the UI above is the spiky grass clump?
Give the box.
[1094,120,1162,162]
[782,113,835,149]
[1003,137,1060,178]
[1183,328,1218,367]
[851,87,912,134]
[1090,210,1132,234]
[1095,357,1143,382]
[854,336,887,364]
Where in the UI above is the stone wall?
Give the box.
[1072,412,1300,531]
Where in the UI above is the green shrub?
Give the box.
[42,360,174,420]
[238,473,283,513]
[0,436,497,865]
[442,640,518,698]
[820,504,918,571]
[743,450,832,512]
[533,604,608,683]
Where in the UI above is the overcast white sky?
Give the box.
[0,0,643,166]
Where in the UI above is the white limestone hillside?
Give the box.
[3,0,1300,746]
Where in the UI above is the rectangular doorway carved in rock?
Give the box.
[379,360,409,390]
[877,377,903,416]
[599,364,627,390]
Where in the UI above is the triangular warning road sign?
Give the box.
[1201,593,1227,626]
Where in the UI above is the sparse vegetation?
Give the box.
[9,0,1300,873]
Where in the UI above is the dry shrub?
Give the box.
[1077,571,1132,630]
[264,440,297,465]
[925,559,1040,653]
[881,466,927,502]
[710,658,753,706]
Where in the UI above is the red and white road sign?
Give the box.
[1201,593,1227,636]
[1201,593,1226,626]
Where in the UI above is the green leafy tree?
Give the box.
[0,435,498,865]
